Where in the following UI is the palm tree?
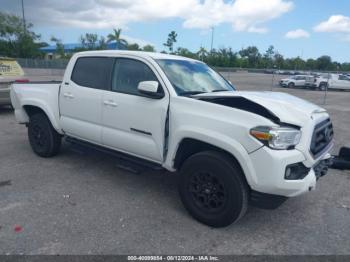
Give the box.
[197,47,208,61]
[107,28,128,49]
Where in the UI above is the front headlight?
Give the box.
[250,126,301,150]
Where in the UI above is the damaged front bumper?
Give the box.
[314,157,333,180]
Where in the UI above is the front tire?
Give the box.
[179,151,248,227]
[28,113,61,157]
[287,82,295,88]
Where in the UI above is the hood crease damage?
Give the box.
[196,96,281,124]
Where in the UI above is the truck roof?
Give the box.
[74,50,198,62]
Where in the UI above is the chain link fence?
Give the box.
[17,58,69,69]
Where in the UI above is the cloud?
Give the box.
[2,0,294,32]
[123,35,153,46]
[314,15,350,33]
[285,29,310,39]
[228,0,293,33]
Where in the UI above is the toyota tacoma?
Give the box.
[11,51,334,227]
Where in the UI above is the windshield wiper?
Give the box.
[178,91,206,96]
[211,89,230,93]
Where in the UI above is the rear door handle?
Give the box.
[63,92,74,99]
[103,100,118,107]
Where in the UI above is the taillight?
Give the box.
[15,79,29,83]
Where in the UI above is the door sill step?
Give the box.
[65,137,164,173]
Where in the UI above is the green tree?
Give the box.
[197,47,208,61]
[306,58,317,70]
[98,36,108,50]
[263,45,275,68]
[107,28,128,49]
[239,46,261,68]
[50,36,65,58]
[175,47,196,58]
[0,12,43,58]
[142,44,155,52]
[340,63,350,71]
[127,43,141,51]
[274,52,284,69]
[316,55,332,71]
[163,31,177,53]
[80,33,98,49]
[293,56,306,70]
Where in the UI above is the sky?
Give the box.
[1,0,350,62]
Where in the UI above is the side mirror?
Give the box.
[137,81,164,99]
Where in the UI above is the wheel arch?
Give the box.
[23,105,46,118]
[172,137,256,188]
[22,103,63,134]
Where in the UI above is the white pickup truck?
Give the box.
[11,51,334,227]
[314,73,350,90]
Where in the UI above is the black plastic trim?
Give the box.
[13,80,62,84]
[130,128,152,136]
[250,190,288,209]
[66,137,163,170]
[285,162,310,180]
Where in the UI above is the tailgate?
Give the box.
[0,81,11,103]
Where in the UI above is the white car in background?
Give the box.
[314,74,350,90]
[279,75,314,88]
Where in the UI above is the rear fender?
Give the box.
[20,99,63,134]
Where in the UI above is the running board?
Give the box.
[65,137,164,173]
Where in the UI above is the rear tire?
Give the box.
[319,82,328,91]
[28,113,61,157]
[287,82,295,88]
[179,151,248,227]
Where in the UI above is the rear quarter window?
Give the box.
[71,57,114,90]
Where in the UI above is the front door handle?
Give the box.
[63,92,74,99]
[103,100,118,107]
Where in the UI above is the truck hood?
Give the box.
[194,91,326,126]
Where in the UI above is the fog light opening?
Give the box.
[285,163,310,180]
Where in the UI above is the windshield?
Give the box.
[156,59,235,96]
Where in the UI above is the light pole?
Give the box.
[21,0,26,33]
[210,27,214,53]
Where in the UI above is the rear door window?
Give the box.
[71,57,114,90]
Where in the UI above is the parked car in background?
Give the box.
[0,57,27,106]
[11,50,333,227]
[314,73,350,90]
[279,75,314,88]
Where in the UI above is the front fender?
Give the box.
[164,127,259,186]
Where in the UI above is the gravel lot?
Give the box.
[0,72,349,255]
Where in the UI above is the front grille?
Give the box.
[310,118,333,158]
